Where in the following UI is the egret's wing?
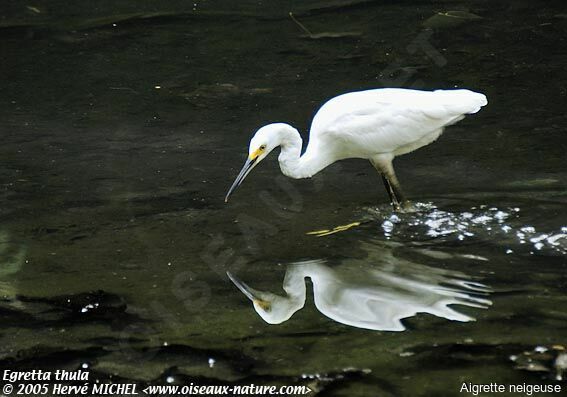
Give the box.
[315,286,478,332]
[307,89,486,158]
[314,286,408,331]
[312,269,491,332]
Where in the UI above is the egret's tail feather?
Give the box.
[434,89,488,115]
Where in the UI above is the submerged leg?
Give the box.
[371,157,412,212]
[381,174,401,211]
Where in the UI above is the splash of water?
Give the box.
[365,203,566,255]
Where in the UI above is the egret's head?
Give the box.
[227,271,300,324]
[224,124,284,202]
[249,124,281,161]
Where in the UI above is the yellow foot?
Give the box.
[397,201,418,213]
[306,222,361,237]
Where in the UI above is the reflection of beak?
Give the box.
[227,271,270,310]
[225,157,257,202]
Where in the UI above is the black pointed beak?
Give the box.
[225,157,257,202]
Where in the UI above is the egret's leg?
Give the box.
[381,174,401,211]
[385,170,408,207]
[386,171,416,212]
[371,157,412,212]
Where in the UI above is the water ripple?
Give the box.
[364,204,567,255]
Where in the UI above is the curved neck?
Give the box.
[276,124,332,179]
[280,265,307,314]
[283,265,307,298]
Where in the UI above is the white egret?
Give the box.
[227,245,492,331]
[225,88,487,210]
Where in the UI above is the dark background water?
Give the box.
[1,1,566,396]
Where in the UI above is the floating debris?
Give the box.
[423,10,483,29]
[306,222,361,237]
[26,6,42,14]
[511,345,567,381]
[289,12,362,40]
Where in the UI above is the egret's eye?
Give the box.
[255,300,271,312]
[259,145,266,150]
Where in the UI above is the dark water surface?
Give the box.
[1,1,566,396]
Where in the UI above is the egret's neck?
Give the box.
[277,124,332,179]
[281,265,307,311]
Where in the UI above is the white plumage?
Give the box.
[227,249,492,331]
[225,88,487,210]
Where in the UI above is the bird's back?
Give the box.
[306,88,487,160]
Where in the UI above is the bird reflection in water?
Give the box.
[228,245,491,331]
